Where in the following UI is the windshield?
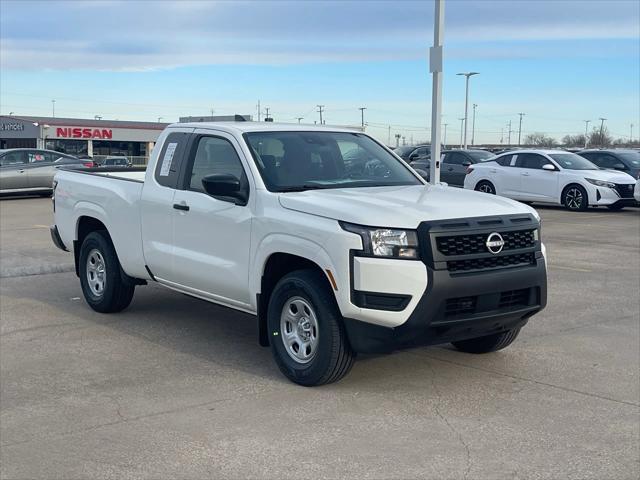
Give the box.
[549,153,598,170]
[616,151,640,166]
[244,131,422,192]
[467,150,495,161]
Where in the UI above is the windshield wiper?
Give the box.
[276,184,329,192]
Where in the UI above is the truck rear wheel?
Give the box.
[266,269,355,386]
[79,231,135,313]
[451,327,521,354]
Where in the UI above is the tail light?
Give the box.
[82,161,94,168]
[466,166,474,174]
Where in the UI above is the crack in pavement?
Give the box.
[412,351,640,408]
[425,361,472,480]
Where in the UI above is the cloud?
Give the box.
[1,0,638,70]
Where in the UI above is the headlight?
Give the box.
[341,222,419,259]
[586,178,616,188]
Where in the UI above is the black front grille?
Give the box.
[499,289,530,309]
[445,296,477,318]
[442,287,536,320]
[436,229,536,257]
[614,183,635,199]
[447,252,536,273]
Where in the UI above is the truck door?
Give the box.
[140,129,193,281]
[170,131,253,309]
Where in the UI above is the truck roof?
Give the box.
[168,121,362,135]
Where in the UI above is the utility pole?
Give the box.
[257,100,261,121]
[500,128,504,144]
[429,0,444,184]
[583,120,590,148]
[630,123,634,143]
[264,107,270,120]
[157,117,163,123]
[471,104,477,146]
[459,118,464,148]
[358,107,366,129]
[317,105,325,125]
[402,136,406,146]
[394,133,401,148]
[517,112,525,146]
[507,120,512,146]
[599,117,607,147]
[443,123,448,148]
[297,117,303,124]
[51,99,56,118]
[456,71,479,149]
[210,107,214,117]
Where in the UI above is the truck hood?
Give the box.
[278,184,536,228]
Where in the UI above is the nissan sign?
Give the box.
[56,127,113,139]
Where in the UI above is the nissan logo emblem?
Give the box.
[486,232,505,254]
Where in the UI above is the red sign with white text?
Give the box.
[56,127,113,139]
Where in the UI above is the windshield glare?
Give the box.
[549,153,598,170]
[245,131,422,192]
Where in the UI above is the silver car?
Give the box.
[0,149,92,195]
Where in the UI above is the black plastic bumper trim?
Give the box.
[50,225,68,252]
[352,290,411,311]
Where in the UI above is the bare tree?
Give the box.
[561,134,586,147]
[588,127,613,147]
[523,132,557,147]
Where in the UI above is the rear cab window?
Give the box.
[154,131,191,189]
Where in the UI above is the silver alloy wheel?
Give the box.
[86,248,106,297]
[565,187,583,210]
[280,296,319,364]
[478,183,494,194]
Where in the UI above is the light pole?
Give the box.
[583,120,590,148]
[443,123,448,148]
[599,117,607,147]
[358,107,366,130]
[459,118,464,148]
[51,99,56,118]
[471,104,477,146]
[317,105,325,124]
[157,117,163,123]
[630,123,634,143]
[297,117,303,123]
[517,113,525,146]
[429,0,444,184]
[456,71,479,149]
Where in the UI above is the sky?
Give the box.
[1,0,639,145]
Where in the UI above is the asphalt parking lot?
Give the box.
[1,196,638,479]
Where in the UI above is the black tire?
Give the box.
[607,204,624,211]
[475,180,496,195]
[451,327,521,354]
[267,269,355,386]
[562,184,588,211]
[79,231,135,313]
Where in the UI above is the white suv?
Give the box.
[464,149,637,211]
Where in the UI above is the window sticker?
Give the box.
[159,142,178,176]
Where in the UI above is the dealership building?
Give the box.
[0,115,169,162]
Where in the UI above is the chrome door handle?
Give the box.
[17,169,25,173]
[173,203,190,211]
[522,172,530,176]
[490,169,497,173]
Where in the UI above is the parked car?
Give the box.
[635,175,640,203]
[52,122,547,386]
[577,149,640,180]
[411,149,495,186]
[464,149,636,211]
[0,149,93,195]
[393,144,429,162]
[100,156,131,167]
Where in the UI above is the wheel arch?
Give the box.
[561,181,590,207]
[257,252,335,347]
[74,216,111,277]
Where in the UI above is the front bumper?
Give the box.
[590,184,636,206]
[343,257,546,353]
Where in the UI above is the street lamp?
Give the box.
[456,72,479,149]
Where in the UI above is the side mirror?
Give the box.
[202,174,247,204]
[542,164,556,171]
[462,160,472,167]
[613,163,627,171]
[409,153,418,161]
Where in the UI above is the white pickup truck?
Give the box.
[51,122,547,386]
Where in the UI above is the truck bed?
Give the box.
[63,166,147,183]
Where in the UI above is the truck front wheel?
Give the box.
[451,327,521,354]
[267,269,355,386]
[79,231,135,313]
